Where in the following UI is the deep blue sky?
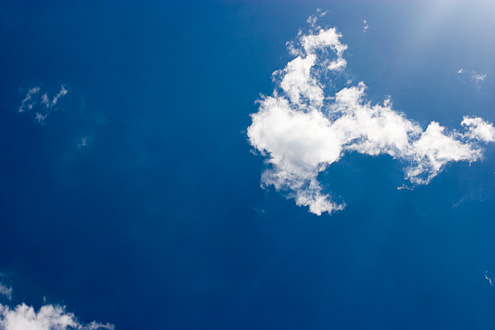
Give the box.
[1,1,494,329]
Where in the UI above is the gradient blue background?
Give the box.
[1,1,494,329]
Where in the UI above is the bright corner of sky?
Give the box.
[0,1,494,329]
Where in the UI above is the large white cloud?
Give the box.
[247,23,495,215]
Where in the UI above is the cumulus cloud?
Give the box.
[0,280,113,330]
[461,117,495,142]
[247,23,495,215]
[0,303,114,330]
[18,85,68,125]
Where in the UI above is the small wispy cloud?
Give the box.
[307,9,327,28]
[457,68,487,88]
[0,284,12,301]
[363,20,369,32]
[247,20,495,215]
[18,85,68,125]
[471,71,486,84]
[485,271,494,287]
[41,85,68,108]
[18,87,40,113]
[78,137,88,148]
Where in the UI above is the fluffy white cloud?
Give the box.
[0,303,113,330]
[462,117,495,142]
[18,85,68,125]
[248,24,495,215]
[0,281,113,330]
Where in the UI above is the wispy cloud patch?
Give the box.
[78,137,88,147]
[0,284,12,301]
[18,85,68,125]
[18,87,40,113]
[457,68,487,88]
[41,85,68,108]
[471,71,486,84]
[363,20,369,32]
[485,271,494,287]
[307,9,327,28]
[247,22,495,215]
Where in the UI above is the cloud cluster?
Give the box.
[247,23,495,215]
[18,85,68,125]
[0,282,113,330]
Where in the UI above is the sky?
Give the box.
[0,1,495,329]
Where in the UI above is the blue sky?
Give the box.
[0,1,495,329]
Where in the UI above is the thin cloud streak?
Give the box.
[485,271,494,287]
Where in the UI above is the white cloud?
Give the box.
[35,113,49,125]
[78,137,88,148]
[18,87,40,113]
[461,117,495,142]
[18,85,68,125]
[0,303,114,330]
[0,280,113,330]
[307,9,327,28]
[0,284,12,301]
[471,71,487,86]
[485,271,494,287]
[363,20,369,32]
[248,23,495,215]
[457,69,487,88]
[47,86,68,108]
[472,71,486,81]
